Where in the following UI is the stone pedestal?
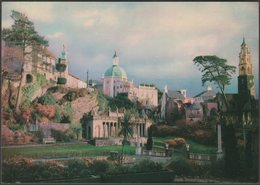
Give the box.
[135,147,142,155]
[216,151,224,160]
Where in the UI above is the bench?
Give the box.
[43,137,56,144]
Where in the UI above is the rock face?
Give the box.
[71,94,99,122]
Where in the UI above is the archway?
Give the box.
[26,74,33,83]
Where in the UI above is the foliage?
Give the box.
[151,124,216,146]
[131,159,163,173]
[57,77,67,85]
[139,83,154,87]
[20,107,33,123]
[37,93,56,105]
[21,73,48,109]
[165,138,186,149]
[55,63,67,72]
[33,129,44,143]
[222,123,240,178]
[47,86,68,94]
[80,113,91,139]
[61,88,88,102]
[96,90,109,112]
[193,55,236,97]
[146,127,153,150]
[51,129,74,142]
[54,102,74,123]
[35,103,56,119]
[70,123,82,140]
[54,106,62,123]
[61,102,74,123]
[2,10,48,48]
[118,110,134,163]
[167,159,193,177]
[2,158,65,182]
[89,160,111,176]
[8,123,24,132]
[108,93,134,111]
[64,159,90,177]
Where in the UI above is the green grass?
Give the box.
[3,144,135,159]
[154,137,217,154]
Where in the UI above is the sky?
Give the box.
[2,2,259,97]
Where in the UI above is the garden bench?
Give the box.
[43,137,56,144]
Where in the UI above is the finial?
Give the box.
[164,85,168,93]
[113,50,118,58]
[241,37,246,47]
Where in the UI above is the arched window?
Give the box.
[247,67,250,74]
[241,67,245,75]
[26,74,33,83]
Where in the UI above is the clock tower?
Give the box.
[238,37,256,98]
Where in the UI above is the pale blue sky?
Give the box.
[2,2,259,97]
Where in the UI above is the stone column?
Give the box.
[217,124,222,153]
[103,123,105,138]
[106,123,109,138]
[217,123,223,160]
[142,124,145,137]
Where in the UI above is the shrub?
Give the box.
[57,77,67,85]
[132,159,163,173]
[34,130,44,143]
[35,104,56,119]
[89,160,111,175]
[167,159,193,177]
[166,138,186,149]
[51,129,73,142]
[54,106,62,122]
[47,86,68,94]
[146,128,153,150]
[37,93,56,105]
[20,107,33,123]
[55,63,67,72]
[64,159,90,177]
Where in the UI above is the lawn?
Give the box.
[3,137,217,160]
[154,136,217,154]
[3,144,135,159]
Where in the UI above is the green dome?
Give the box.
[104,65,127,79]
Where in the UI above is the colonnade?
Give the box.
[103,122,121,138]
[101,122,147,138]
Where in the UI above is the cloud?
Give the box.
[2,2,55,23]
[1,2,258,97]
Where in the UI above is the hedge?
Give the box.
[57,77,67,85]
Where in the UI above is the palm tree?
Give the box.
[118,110,134,164]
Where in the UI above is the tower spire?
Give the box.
[241,37,246,47]
[112,50,119,66]
[113,50,118,58]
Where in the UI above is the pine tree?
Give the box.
[2,10,49,112]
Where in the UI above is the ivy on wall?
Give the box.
[21,73,48,109]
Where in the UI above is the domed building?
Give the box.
[103,52,133,97]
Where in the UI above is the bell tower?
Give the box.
[238,37,256,98]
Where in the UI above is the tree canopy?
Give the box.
[193,55,236,110]
[193,55,236,93]
[2,10,48,51]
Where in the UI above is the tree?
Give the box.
[108,93,134,111]
[193,55,236,111]
[2,10,49,112]
[193,55,239,178]
[146,127,153,150]
[118,110,134,164]
[70,123,82,140]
